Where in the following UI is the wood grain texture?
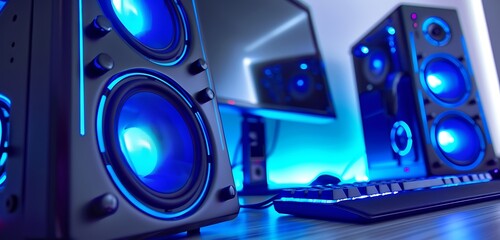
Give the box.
[162,197,500,239]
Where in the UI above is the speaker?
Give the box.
[0,0,239,238]
[352,5,498,180]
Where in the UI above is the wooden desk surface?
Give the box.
[168,197,500,239]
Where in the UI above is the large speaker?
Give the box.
[0,0,239,238]
[352,5,498,180]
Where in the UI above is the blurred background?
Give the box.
[199,0,500,191]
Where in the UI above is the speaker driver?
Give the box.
[97,71,212,218]
[431,112,486,169]
[0,94,11,188]
[422,17,451,46]
[99,0,189,65]
[421,54,471,107]
[362,49,390,85]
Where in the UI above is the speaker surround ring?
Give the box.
[422,17,451,47]
[98,0,189,66]
[420,54,471,107]
[430,111,486,170]
[96,70,212,219]
[0,94,10,188]
[390,121,413,157]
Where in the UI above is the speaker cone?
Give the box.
[99,0,189,65]
[422,17,451,46]
[390,121,413,157]
[421,54,471,107]
[362,49,389,85]
[97,71,212,218]
[0,94,10,188]
[431,112,485,169]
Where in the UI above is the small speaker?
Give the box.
[0,0,238,238]
[352,5,498,179]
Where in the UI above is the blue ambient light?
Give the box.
[111,0,176,50]
[433,112,485,167]
[422,56,470,106]
[116,91,195,194]
[300,63,308,70]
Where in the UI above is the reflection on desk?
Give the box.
[163,197,500,239]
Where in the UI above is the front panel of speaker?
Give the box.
[352,17,427,180]
[402,6,498,175]
[71,0,239,238]
[0,0,32,234]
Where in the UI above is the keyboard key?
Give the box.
[460,175,471,183]
[401,178,444,190]
[389,183,402,192]
[345,186,362,198]
[376,184,391,194]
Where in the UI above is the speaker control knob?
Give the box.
[87,15,112,38]
[219,185,237,201]
[89,193,118,218]
[190,58,208,74]
[197,88,215,104]
[87,53,114,77]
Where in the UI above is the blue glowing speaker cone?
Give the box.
[423,56,470,106]
[117,92,195,194]
[363,49,389,85]
[433,113,485,167]
[111,0,176,50]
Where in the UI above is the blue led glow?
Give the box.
[422,17,451,46]
[360,46,369,54]
[409,32,418,73]
[387,26,396,35]
[421,55,471,107]
[111,0,175,50]
[0,173,5,186]
[368,51,386,77]
[0,1,7,13]
[0,153,6,166]
[119,127,159,177]
[300,63,308,70]
[431,112,485,169]
[297,79,305,87]
[390,121,413,157]
[106,164,211,219]
[78,0,85,136]
[97,96,107,153]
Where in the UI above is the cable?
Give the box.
[239,194,280,209]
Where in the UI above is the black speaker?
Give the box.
[0,0,239,238]
[352,5,498,180]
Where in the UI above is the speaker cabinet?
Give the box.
[0,0,239,238]
[352,5,498,180]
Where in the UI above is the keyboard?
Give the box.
[273,170,500,222]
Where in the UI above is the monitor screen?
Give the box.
[197,0,335,120]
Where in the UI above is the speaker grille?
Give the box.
[99,0,189,65]
[431,112,486,170]
[0,94,11,188]
[96,71,212,219]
